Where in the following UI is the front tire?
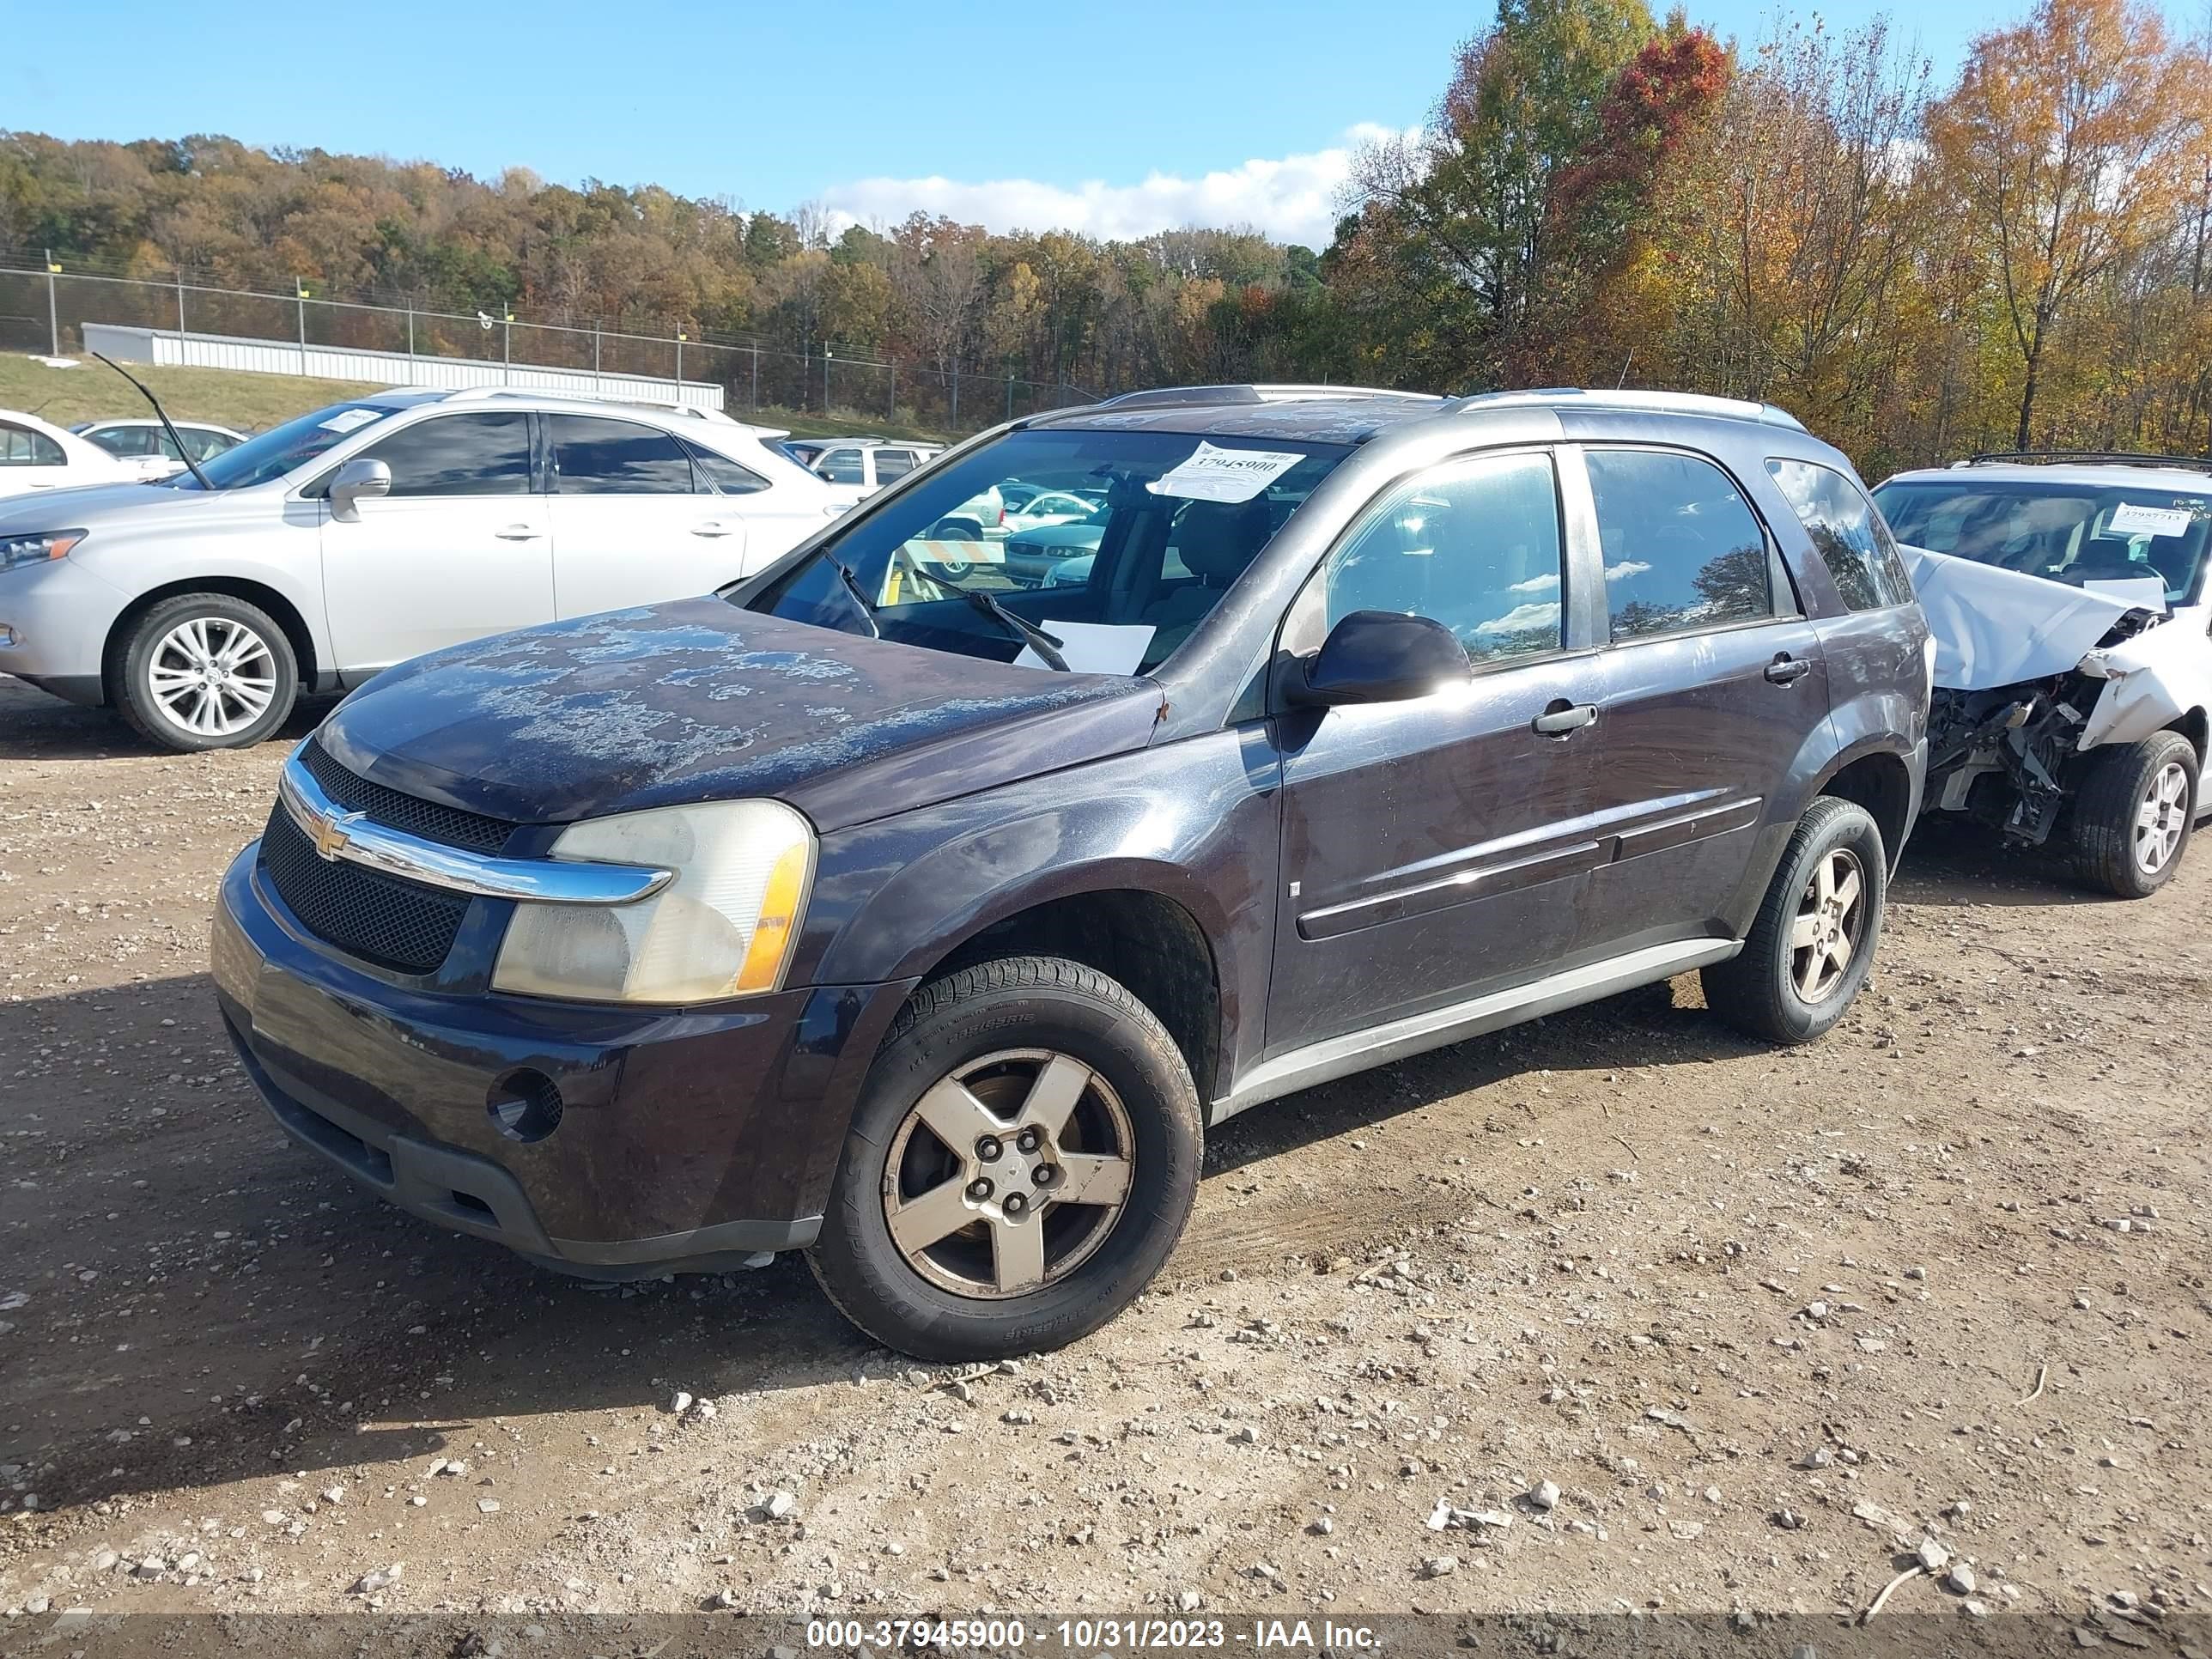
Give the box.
[2069,730,2196,898]
[1703,796,1887,1045]
[114,593,298,752]
[807,957,1201,1362]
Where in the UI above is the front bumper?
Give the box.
[213,842,915,1278]
[0,553,131,689]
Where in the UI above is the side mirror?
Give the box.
[328,458,392,523]
[1289,610,1469,707]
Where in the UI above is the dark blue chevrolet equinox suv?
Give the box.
[213,384,1931,1359]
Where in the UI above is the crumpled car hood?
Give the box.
[1901,545,2158,690]
[1902,544,2212,752]
[314,599,1164,832]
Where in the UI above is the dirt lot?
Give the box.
[2,672,2207,1635]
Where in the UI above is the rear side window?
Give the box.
[1766,458,1913,611]
[1323,450,1565,664]
[1,422,65,466]
[1584,448,1772,641]
[873,448,917,481]
[817,448,866,484]
[357,412,532,497]
[550,416,694,495]
[684,441,769,495]
[88,425,155,457]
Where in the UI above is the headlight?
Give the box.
[0,530,85,574]
[491,799,815,1004]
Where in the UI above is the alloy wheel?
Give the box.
[1788,847,1864,1003]
[2133,759,2190,877]
[148,616,277,738]
[881,1048,1134,1299]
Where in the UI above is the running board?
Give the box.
[1213,938,1741,1123]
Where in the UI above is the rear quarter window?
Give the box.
[1766,458,1914,611]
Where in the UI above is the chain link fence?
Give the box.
[0,251,1097,434]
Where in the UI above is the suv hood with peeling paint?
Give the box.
[313,599,1164,833]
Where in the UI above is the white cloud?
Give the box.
[817,125,1411,249]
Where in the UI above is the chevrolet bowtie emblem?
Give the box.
[307,809,360,860]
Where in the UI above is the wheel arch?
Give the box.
[890,882,1225,1107]
[1812,746,1917,873]
[103,576,320,699]
[2165,705,2209,768]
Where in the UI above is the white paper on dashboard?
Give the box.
[1013,620,1155,676]
[319,408,380,434]
[2109,501,2194,538]
[1145,441,1304,503]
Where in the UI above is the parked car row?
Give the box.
[12,375,2206,1362]
[0,386,838,750]
[2,405,252,497]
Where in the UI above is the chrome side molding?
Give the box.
[276,746,669,906]
[1212,937,1740,1122]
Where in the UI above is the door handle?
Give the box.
[1531,701,1599,736]
[1765,653,1814,685]
[495,524,543,541]
[690,520,734,538]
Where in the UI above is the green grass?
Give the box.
[1,352,385,433]
[0,356,957,445]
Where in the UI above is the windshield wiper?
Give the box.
[966,590,1069,671]
[832,560,880,637]
[91,352,215,491]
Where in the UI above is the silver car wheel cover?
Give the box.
[1788,847,1864,1004]
[2133,760,2190,877]
[881,1048,1135,1300]
[147,616,277,738]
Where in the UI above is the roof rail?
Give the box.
[1960,449,2212,476]
[1090,383,1442,411]
[1444,387,1808,431]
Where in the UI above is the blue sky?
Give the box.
[7,0,2204,246]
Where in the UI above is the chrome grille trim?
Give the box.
[276,742,671,906]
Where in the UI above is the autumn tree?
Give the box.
[1346,0,1656,385]
[1928,0,2209,447]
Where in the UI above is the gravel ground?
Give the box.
[2,672,2207,1636]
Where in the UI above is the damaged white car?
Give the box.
[1873,454,2212,897]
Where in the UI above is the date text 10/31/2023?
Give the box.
[803,1620,1382,1651]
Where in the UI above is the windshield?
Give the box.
[745,427,1352,674]
[168,402,400,491]
[1873,477,2212,605]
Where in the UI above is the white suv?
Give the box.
[786,437,941,496]
[0,388,836,750]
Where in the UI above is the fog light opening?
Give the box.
[487,1068,563,1143]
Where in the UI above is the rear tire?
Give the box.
[1703,796,1887,1045]
[113,592,297,752]
[2070,730,2197,898]
[807,956,1201,1362]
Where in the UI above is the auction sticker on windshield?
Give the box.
[2110,501,2196,538]
[318,408,381,434]
[1146,441,1305,503]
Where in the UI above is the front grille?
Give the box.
[261,804,471,975]
[301,739,514,854]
